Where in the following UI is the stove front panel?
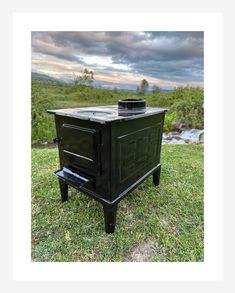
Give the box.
[60,123,101,175]
[54,115,112,200]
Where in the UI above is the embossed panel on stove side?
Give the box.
[110,113,165,199]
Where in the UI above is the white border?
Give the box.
[12,13,223,281]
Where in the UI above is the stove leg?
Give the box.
[103,204,118,234]
[153,165,161,186]
[59,179,68,202]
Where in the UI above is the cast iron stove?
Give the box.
[48,99,167,233]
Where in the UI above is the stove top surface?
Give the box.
[48,105,167,124]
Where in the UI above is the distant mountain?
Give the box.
[31,71,173,92]
[92,80,172,92]
[31,72,62,83]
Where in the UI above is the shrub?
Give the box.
[31,84,55,142]
[31,80,204,143]
[164,112,177,131]
[171,87,204,128]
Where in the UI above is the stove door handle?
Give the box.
[53,137,62,144]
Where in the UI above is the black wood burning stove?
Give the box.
[48,99,167,233]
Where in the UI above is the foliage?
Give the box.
[170,87,204,128]
[31,144,204,262]
[148,87,204,130]
[31,84,56,141]
[164,112,177,132]
[73,68,94,86]
[140,79,149,95]
[31,80,204,143]
[31,80,136,142]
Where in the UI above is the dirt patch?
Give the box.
[127,240,159,262]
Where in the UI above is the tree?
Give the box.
[152,85,161,94]
[73,68,94,86]
[140,79,149,94]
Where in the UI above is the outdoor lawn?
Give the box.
[31,144,204,262]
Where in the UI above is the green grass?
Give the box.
[31,144,204,262]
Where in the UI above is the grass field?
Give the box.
[31,144,204,262]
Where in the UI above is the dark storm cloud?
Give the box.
[129,58,204,82]
[105,32,203,80]
[31,31,204,85]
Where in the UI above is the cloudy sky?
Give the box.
[31,31,204,90]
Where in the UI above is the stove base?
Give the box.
[57,164,161,233]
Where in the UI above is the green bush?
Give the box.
[146,87,203,131]
[31,80,204,143]
[31,84,55,142]
[171,87,204,128]
[164,112,177,131]
[147,92,174,108]
[31,80,135,142]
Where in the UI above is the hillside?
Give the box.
[31,72,62,83]
[31,79,204,143]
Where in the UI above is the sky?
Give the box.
[31,31,204,90]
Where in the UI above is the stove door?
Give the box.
[60,124,101,174]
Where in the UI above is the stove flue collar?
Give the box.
[118,98,146,116]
